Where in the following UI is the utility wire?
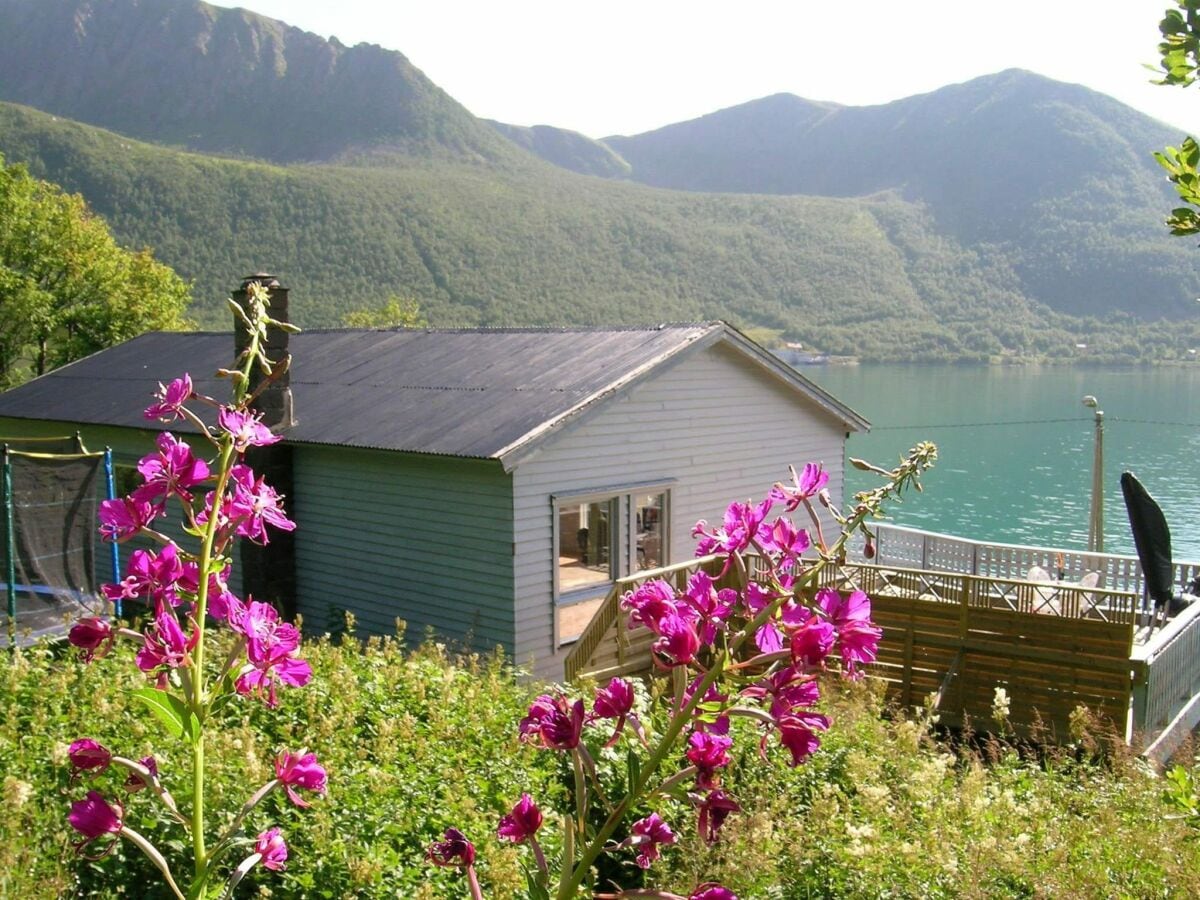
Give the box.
[870,416,1200,432]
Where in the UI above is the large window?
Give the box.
[555,485,671,645]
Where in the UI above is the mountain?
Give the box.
[604,71,1197,319]
[0,0,524,166]
[0,0,1197,363]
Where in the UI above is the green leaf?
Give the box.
[626,747,641,793]
[129,687,192,742]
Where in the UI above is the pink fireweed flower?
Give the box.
[629,813,677,868]
[275,750,327,807]
[235,656,312,708]
[68,790,123,856]
[757,515,810,568]
[790,615,836,668]
[497,793,543,843]
[692,497,773,557]
[135,607,195,687]
[227,464,296,544]
[518,693,585,750]
[621,578,690,633]
[695,789,741,845]
[690,883,739,900]
[233,602,310,705]
[132,433,210,510]
[686,732,732,789]
[776,710,830,766]
[102,543,187,608]
[124,756,158,793]
[591,677,638,746]
[838,618,883,678]
[769,462,830,511]
[68,616,114,662]
[218,407,283,453]
[684,676,730,735]
[652,613,700,668]
[144,374,194,422]
[68,739,111,777]
[254,827,288,872]
[681,571,737,644]
[179,562,242,621]
[816,587,872,628]
[428,827,476,867]
[98,496,157,542]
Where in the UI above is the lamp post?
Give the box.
[1082,395,1104,553]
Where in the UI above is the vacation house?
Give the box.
[0,280,867,678]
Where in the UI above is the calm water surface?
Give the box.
[803,365,1200,560]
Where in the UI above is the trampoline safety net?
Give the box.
[2,447,106,640]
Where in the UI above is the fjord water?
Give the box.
[804,366,1200,561]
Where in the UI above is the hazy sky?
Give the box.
[227,1,1197,138]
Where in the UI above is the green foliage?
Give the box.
[1156,2,1200,236]
[2,635,1198,898]
[342,296,428,329]
[0,151,191,387]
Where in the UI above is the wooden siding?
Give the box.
[512,343,851,680]
[291,446,515,654]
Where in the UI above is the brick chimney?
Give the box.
[233,273,298,618]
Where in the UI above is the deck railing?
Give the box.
[1132,600,1200,760]
[862,523,1200,601]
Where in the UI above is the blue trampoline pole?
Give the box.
[103,448,121,618]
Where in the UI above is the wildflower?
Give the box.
[497,793,543,843]
[254,827,288,871]
[591,677,638,745]
[102,543,187,609]
[695,789,741,844]
[692,497,773,556]
[681,571,737,643]
[274,750,327,807]
[68,791,123,856]
[518,693,585,750]
[133,433,210,510]
[428,827,476,867]
[770,462,830,511]
[98,496,157,542]
[68,739,112,777]
[218,407,282,453]
[232,600,313,706]
[690,884,739,900]
[68,616,114,662]
[135,607,195,687]
[621,579,687,632]
[757,515,810,567]
[684,676,729,735]
[652,614,700,667]
[124,756,158,793]
[838,617,883,678]
[144,374,193,421]
[776,710,830,766]
[226,464,295,544]
[790,615,835,667]
[686,732,732,789]
[629,813,677,868]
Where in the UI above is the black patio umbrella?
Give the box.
[1120,471,1175,614]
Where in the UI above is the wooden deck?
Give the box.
[564,528,1200,761]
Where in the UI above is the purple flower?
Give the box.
[518,693,585,750]
[621,579,686,632]
[219,407,283,453]
[790,615,836,668]
[124,756,158,793]
[233,604,311,707]
[777,711,830,766]
[428,827,476,867]
[68,617,114,662]
[816,587,871,628]
[98,496,157,542]
[696,789,740,845]
[227,464,296,544]
[652,614,700,667]
[132,433,210,510]
[838,618,883,678]
[135,607,194,687]
[684,676,729,735]
[236,657,312,708]
[255,827,288,871]
[757,515,810,568]
[102,543,187,609]
[692,497,774,556]
[629,813,677,868]
[144,375,194,422]
[68,790,123,855]
[497,793,543,843]
[682,572,736,644]
[591,677,637,746]
[686,732,732,789]
[770,462,830,511]
[690,883,739,900]
[275,750,327,807]
[68,739,111,776]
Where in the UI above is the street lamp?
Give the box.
[1082,395,1104,553]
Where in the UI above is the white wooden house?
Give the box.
[0,311,866,678]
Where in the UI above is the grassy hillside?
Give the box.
[4,101,1197,362]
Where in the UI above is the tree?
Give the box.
[341,296,427,329]
[1155,1,1200,236]
[0,153,191,387]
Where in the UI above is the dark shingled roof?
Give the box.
[0,325,866,467]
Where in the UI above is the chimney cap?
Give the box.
[241,272,280,289]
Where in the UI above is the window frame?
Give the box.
[552,479,675,646]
